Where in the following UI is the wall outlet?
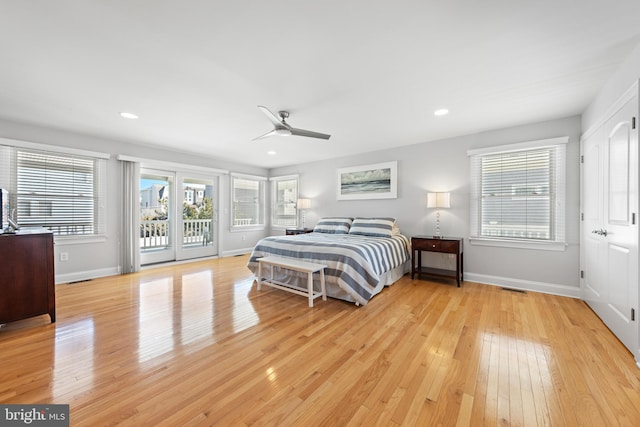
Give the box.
[60,252,69,261]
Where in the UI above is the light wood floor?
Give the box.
[1,254,640,426]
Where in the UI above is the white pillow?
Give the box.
[392,222,401,236]
[313,217,353,234]
[349,217,396,237]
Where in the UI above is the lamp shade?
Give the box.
[296,198,311,209]
[427,192,450,209]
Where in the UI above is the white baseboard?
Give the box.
[139,256,219,271]
[222,248,254,257]
[464,272,581,299]
[56,267,120,285]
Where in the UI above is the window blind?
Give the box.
[469,139,566,244]
[270,176,298,227]
[1,145,106,236]
[231,176,265,227]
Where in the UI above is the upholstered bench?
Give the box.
[256,256,327,307]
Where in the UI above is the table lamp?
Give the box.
[427,192,450,237]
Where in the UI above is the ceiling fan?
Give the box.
[253,105,331,141]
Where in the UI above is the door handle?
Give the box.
[591,229,608,236]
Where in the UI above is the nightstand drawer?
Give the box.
[436,240,459,253]
[411,238,459,253]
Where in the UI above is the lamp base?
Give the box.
[434,210,443,239]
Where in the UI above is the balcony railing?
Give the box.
[140,219,212,250]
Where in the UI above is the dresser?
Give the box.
[411,236,463,286]
[0,229,55,323]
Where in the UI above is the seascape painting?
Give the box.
[337,161,397,200]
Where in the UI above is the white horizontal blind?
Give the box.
[9,147,106,235]
[470,141,566,243]
[271,176,298,227]
[231,176,265,227]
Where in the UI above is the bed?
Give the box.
[247,217,411,305]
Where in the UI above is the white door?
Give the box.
[582,127,606,308]
[582,93,638,357]
[175,173,218,261]
[140,169,175,265]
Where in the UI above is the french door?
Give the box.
[176,174,217,260]
[140,169,218,265]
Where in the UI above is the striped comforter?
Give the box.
[247,232,411,305]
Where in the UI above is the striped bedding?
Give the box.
[247,232,411,305]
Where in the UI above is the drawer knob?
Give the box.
[432,244,436,248]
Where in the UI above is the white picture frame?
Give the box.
[336,161,397,200]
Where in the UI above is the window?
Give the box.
[468,137,567,250]
[0,143,107,237]
[270,175,298,228]
[230,174,265,229]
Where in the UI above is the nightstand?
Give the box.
[411,236,463,286]
[285,228,313,235]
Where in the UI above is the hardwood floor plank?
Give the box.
[1,255,640,426]
[455,392,474,427]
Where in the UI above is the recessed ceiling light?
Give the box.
[267,150,276,155]
[434,109,449,116]
[120,112,139,119]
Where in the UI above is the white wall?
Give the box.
[271,115,582,297]
[583,42,640,132]
[0,118,269,283]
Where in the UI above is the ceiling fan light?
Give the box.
[275,128,291,136]
[120,111,139,119]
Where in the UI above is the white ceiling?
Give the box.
[1,1,640,168]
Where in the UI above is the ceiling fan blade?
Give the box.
[252,129,280,141]
[290,128,331,140]
[257,105,285,127]
[256,106,327,140]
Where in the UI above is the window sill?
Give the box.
[54,234,108,246]
[469,237,567,252]
[229,226,265,233]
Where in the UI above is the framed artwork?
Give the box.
[336,161,397,200]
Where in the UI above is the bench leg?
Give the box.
[257,262,262,290]
[307,271,313,307]
[320,269,327,301]
[270,264,274,290]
